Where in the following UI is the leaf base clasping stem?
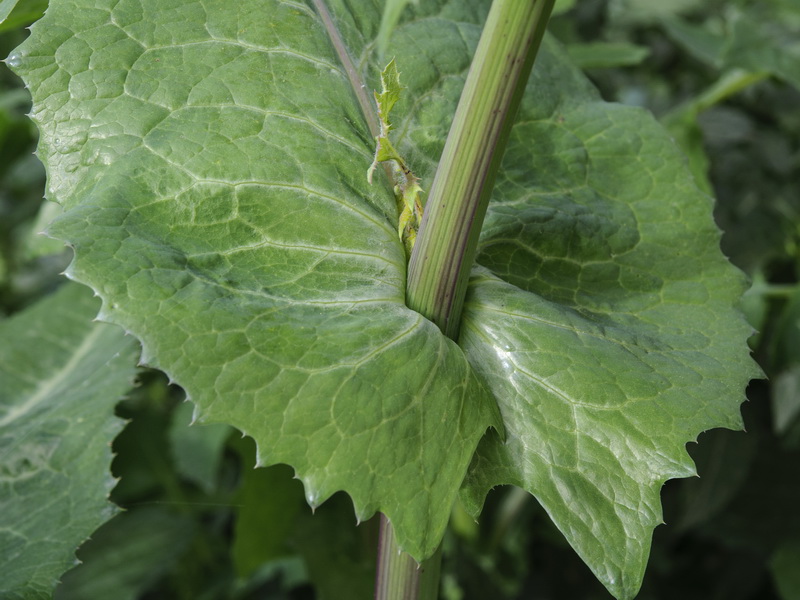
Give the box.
[375,0,555,599]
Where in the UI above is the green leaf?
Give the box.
[552,0,576,16]
[718,8,800,89]
[0,282,139,598]
[169,400,231,494]
[661,69,768,194]
[565,41,650,69]
[367,59,424,257]
[375,58,403,131]
[292,497,376,600]
[23,200,69,260]
[455,39,758,599]
[773,285,800,373]
[9,0,757,595]
[698,427,800,555]
[55,508,197,600]
[0,0,20,24]
[662,5,800,89]
[231,440,306,577]
[772,367,800,437]
[9,0,499,562]
[660,16,727,67]
[230,438,375,597]
[0,0,47,32]
[376,0,418,60]
[678,429,757,530]
[607,0,700,26]
[771,540,800,600]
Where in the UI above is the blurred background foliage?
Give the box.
[1,0,799,598]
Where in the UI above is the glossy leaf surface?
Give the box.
[454,44,759,596]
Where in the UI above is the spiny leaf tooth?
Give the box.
[250,438,266,468]
[188,401,201,425]
[137,347,153,367]
[303,481,322,509]
[353,503,376,527]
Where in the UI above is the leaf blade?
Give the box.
[455,39,760,599]
[9,0,500,561]
[0,282,139,598]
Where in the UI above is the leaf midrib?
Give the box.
[0,325,108,427]
[311,0,381,138]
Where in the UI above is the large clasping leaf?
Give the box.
[8,0,499,561]
[9,0,758,596]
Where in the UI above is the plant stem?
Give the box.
[375,1,554,599]
[375,515,442,600]
[406,0,555,339]
[671,68,769,118]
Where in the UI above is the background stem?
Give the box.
[375,515,442,600]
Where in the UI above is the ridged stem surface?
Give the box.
[406,0,555,339]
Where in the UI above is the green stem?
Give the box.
[375,1,554,599]
[666,68,769,121]
[375,515,442,600]
[689,69,768,114]
[407,0,555,339]
[759,283,797,300]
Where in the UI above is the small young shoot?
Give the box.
[367,59,424,258]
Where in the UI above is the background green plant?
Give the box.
[1,0,797,598]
